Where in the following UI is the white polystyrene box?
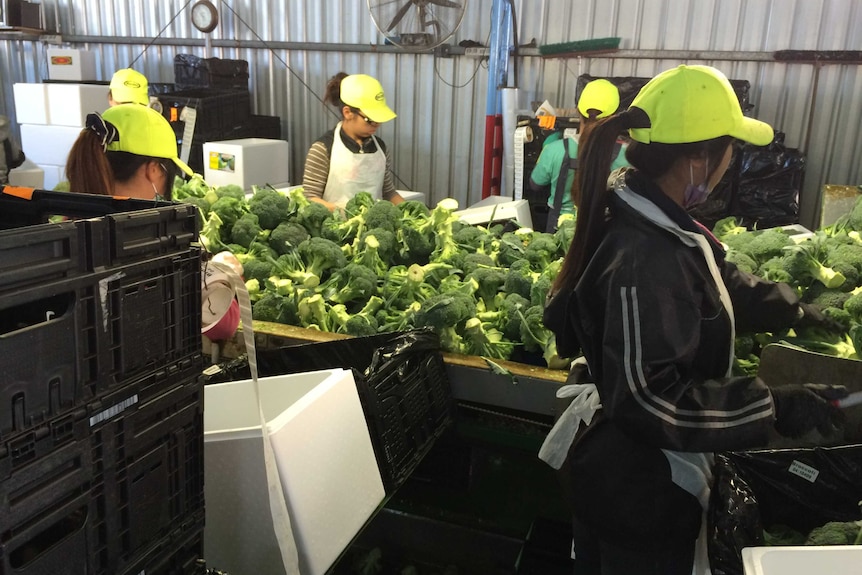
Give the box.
[19,124,81,166]
[397,190,427,205]
[8,158,45,188]
[40,165,65,191]
[203,369,384,575]
[455,197,533,228]
[46,49,97,82]
[13,83,49,125]
[46,83,107,127]
[741,545,862,575]
[202,138,289,190]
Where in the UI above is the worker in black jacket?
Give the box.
[540,65,847,575]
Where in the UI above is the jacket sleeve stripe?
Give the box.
[620,286,774,428]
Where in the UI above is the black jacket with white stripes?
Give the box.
[547,170,802,453]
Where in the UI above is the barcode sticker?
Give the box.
[89,394,139,426]
[788,460,819,483]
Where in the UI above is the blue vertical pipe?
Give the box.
[481,0,512,199]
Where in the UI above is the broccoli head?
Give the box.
[320,263,379,305]
[345,192,375,218]
[804,521,862,546]
[414,293,476,353]
[524,232,562,271]
[466,267,507,311]
[214,184,246,201]
[252,291,299,325]
[462,317,516,360]
[248,186,291,230]
[725,249,758,274]
[363,200,402,233]
[210,196,248,238]
[230,212,265,248]
[269,221,310,256]
[297,237,347,282]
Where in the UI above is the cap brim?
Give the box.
[363,105,397,123]
[172,157,194,177]
[732,117,774,147]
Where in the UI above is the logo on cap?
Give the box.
[124,80,142,89]
[375,92,385,102]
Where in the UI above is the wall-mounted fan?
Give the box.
[368,0,466,51]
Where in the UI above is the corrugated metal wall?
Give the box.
[1,0,860,227]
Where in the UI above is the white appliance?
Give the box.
[202,137,290,190]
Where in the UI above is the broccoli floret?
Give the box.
[724,228,793,265]
[783,327,858,359]
[199,211,228,254]
[414,293,476,353]
[757,256,794,284]
[725,249,758,274]
[782,243,846,289]
[363,200,402,233]
[823,307,853,332]
[519,306,569,368]
[360,228,397,264]
[496,232,527,267]
[843,288,862,322]
[296,201,333,238]
[461,252,496,275]
[269,221,310,256]
[210,196,248,236]
[500,292,531,341]
[354,233,389,277]
[172,173,210,200]
[399,224,435,264]
[242,258,274,284]
[180,196,211,219]
[248,186,291,230]
[454,225,494,251]
[297,237,347,282]
[847,194,862,231]
[376,301,421,333]
[554,213,576,253]
[297,293,332,331]
[437,275,477,298]
[806,287,852,310]
[826,242,862,290]
[214,184,246,201]
[398,200,430,219]
[524,232,562,271]
[712,216,748,241]
[462,317,515,360]
[345,192,375,218]
[466,267,507,311]
[530,259,563,307]
[503,259,539,300]
[343,296,384,337]
[382,264,439,308]
[320,263,379,305]
[804,521,862,546]
[252,291,299,325]
[230,212,264,248]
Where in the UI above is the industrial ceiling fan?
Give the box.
[368,0,467,51]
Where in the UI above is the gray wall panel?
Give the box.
[0,0,860,225]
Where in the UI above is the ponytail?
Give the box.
[66,129,114,196]
[324,72,349,112]
[552,108,650,295]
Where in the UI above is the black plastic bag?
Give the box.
[708,444,862,575]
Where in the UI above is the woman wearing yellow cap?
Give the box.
[108,68,150,107]
[539,66,846,574]
[66,103,193,199]
[301,72,403,210]
[529,79,629,232]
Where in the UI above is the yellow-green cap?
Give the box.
[577,79,620,118]
[340,74,396,123]
[629,65,773,146]
[109,68,149,106]
[103,104,193,176]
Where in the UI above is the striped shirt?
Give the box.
[301,128,398,201]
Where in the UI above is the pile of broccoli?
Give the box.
[714,211,862,370]
[175,181,573,367]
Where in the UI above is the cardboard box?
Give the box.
[19,124,81,165]
[820,184,861,228]
[203,369,384,575]
[46,83,107,127]
[202,137,289,190]
[46,48,97,82]
[12,83,49,124]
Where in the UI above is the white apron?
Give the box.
[322,122,386,208]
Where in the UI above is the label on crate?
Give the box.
[209,151,236,172]
[788,459,820,483]
[89,394,139,426]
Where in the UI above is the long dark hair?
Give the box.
[552,108,732,295]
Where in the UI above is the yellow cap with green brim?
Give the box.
[577,79,620,118]
[109,68,149,106]
[340,74,396,123]
[103,104,193,176]
[628,65,774,146]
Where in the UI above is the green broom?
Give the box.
[539,37,621,58]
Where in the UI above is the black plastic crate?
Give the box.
[157,88,251,135]
[117,510,205,575]
[0,409,93,529]
[91,376,204,570]
[0,220,88,295]
[174,54,250,91]
[253,328,456,492]
[0,489,102,575]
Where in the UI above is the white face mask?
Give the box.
[683,158,710,209]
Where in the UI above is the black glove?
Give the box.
[771,383,848,439]
[796,302,845,333]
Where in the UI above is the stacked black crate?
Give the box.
[0,188,205,574]
[155,55,283,174]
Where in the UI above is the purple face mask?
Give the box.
[683,159,710,209]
